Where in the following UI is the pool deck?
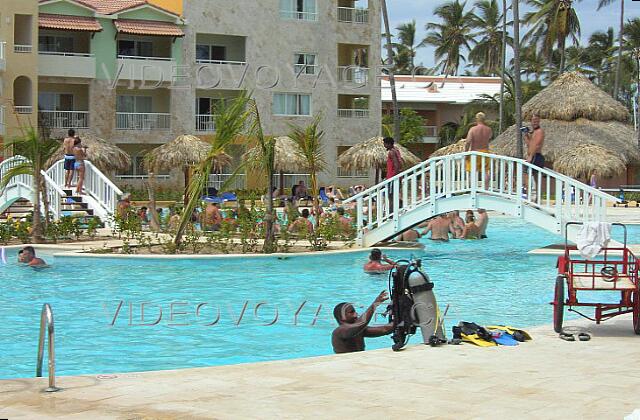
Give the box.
[1,316,639,419]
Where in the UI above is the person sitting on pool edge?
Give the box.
[364,248,396,273]
[332,291,393,354]
[21,246,47,267]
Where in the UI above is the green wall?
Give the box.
[39,2,94,17]
[94,18,118,81]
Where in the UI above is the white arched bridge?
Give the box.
[344,152,617,247]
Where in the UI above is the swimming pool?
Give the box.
[1,218,638,379]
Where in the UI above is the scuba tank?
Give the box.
[388,259,444,351]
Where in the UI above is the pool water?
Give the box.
[0,219,638,379]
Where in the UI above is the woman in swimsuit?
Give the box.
[73,138,87,195]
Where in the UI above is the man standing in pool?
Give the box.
[476,209,489,239]
[421,214,456,241]
[332,291,393,353]
[21,246,47,267]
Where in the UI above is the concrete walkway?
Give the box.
[1,316,639,419]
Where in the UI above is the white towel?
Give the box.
[576,222,611,259]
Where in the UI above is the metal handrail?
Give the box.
[36,303,60,392]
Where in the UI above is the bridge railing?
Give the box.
[41,170,64,220]
[0,156,33,191]
[344,151,615,243]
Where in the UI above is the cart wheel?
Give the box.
[554,275,565,333]
[633,291,640,335]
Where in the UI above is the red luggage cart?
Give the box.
[554,222,640,334]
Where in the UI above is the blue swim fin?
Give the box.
[491,332,519,346]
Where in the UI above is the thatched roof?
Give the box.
[146,135,230,172]
[491,119,640,164]
[337,137,421,171]
[49,133,130,172]
[243,136,307,173]
[552,143,627,179]
[430,139,468,157]
[522,72,630,123]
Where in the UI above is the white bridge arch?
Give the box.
[344,152,617,247]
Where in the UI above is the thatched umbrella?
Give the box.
[49,133,130,172]
[146,134,231,193]
[491,72,640,170]
[552,143,627,180]
[243,136,307,192]
[337,136,421,181]
[430,139,468,157]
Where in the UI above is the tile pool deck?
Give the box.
[1,316,639,419]
[2,208,640,418]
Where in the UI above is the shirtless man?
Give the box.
[203,202,222,231]
[421,214,456,241]
[465,112,493,176]
[475,208,489,239]
[449,211,465,239]
[335,207,352,233]
[73,138,87,195]
[332,291,393,353]
[21,246,47,267]
[288,208,313,234]
[363,248,396,273]
[524,115,545,197]
[63,129,76,188]
[396,228,421,242]
[462,211,481,239]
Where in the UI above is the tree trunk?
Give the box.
[559,37,566,76]
[499,0,507,134]
[31,165,44,243]
[614,0,624,98]
[263,166,275,253]
[381,0,401,142]
[310,172,320,229]
[145,172,161,233]
[512,0,524,159]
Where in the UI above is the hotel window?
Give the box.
[294,53,317,75]
[38,92,74,111]
[38,35,73,53]
[280,0,317,21]
[117,39,153,57]
[196,44,226,63]
[196,97,223,115]
[117,95,152,113]
[273,93,311,116]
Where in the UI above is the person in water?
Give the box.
[421,214,456,241]
[449,211,465,238]
[462,210,481,239]
[364,248,396,273]
[332,291,393,354]
[21,246,47,267]
[475,208,489,239]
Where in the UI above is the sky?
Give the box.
[385,0,640,70]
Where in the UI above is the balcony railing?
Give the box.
[423,126,438,137]
[39,51,93,57]
[115,174,171,180]
[14,44,32,53]
[337,7,369,23]
[39,111,89,129]
[0,41,5,60]
[337,66,369,84]
[196,114,216,132]
[117,55,173,61]
[337,109,369,118]
[208,173,246,191]
[14,106,33,114]
[280,10,318,21]
[196,59,246,65]
[0,106,5,135]
[116,113,171,130]
[337,167,369,178]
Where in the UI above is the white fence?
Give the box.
[116,113,171,130]
[337,109,369,118]
[14,106,33,114]
[337,7,369,23]
[195,115,216,132]
[208,173,246,191]
[14,44,32,53]
[39,111,89,129]
[337,66,369,83]
[279,10,318,21]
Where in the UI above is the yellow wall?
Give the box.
[148,0,183,16]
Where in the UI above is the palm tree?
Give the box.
[420,0,475,77]
[246,101,277,253]
[381,0,401,142]
[1,126,60,243]
[288,115,327,229]
[394,20,418,72]
[174,93,252,245]
[598,0,624,98]
[517,45,549,80]
[585,28,616,87]
[499,0,509,133]
[524,0,582,75]
[513,0,524,158]
[470,0,512,76]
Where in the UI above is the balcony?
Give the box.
[117,56,175,82]
[0,42,5,71]
[116,113,171,130]
[39,52,96,78]
[14,45,32,53]
[280,10,318,21]
[196,115,216,133]
[337,66,369,84]
[337,109,369,118]
[15,106,33,114]
[337,7,369,23]
[39,111,89,129]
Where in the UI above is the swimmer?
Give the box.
[21,246,47,267]
[17,249,26,263]
[461,211,481,239]
[476,208,489,239]
[421,214,456,241]
[364,248,396,273]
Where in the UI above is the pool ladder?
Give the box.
[36,303,60,392]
